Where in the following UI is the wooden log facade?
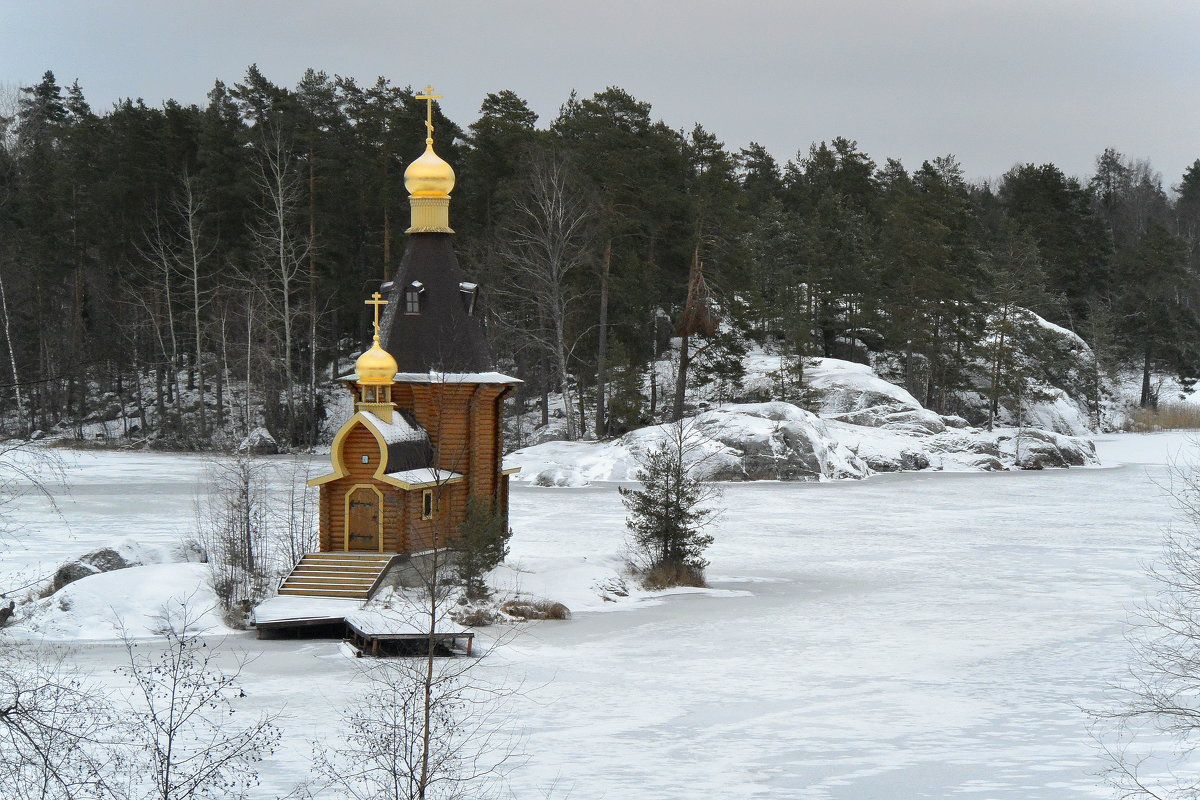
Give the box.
[312,380,515,555]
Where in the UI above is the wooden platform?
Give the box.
[345,618,474,657]
[276,552,397,599]
[252,594,473,657]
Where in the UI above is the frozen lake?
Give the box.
[2,432,1195,798]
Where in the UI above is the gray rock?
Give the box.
[81,547,133,573]
[50,561,98,594]
[826,404,946,434]
[239,426,278,455]
[48,547,138,594]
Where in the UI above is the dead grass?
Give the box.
[499,599,571,620]
[641,561,707,591]
[1127,402,1200,432]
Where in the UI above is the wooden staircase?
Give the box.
[277,552,396,600]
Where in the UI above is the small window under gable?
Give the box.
[405,280,424,315]
[459,282,478,316]
[421,489,434,520]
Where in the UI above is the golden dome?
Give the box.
[404,141,456,197]
[354,340,398,386]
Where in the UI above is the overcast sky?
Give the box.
[3,0,1198,187]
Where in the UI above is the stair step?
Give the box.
[278,587,370,598]
[291,568,381,577]
[282,585,372,592]
[303,553,392,561]
[284,576,375,585]
[276,552,395,602]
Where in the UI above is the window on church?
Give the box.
[421,489,434,520]
[405,280,424,315]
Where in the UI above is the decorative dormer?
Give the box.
[459,282,478,315]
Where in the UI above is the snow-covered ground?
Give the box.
[1,433,1196,797]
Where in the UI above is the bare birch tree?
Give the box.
[132,207,186,440]
[494,147,597,441]
[246,126,312,447]
[171,173,217,439]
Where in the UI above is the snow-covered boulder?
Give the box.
[508,349,1100,485]
[239,426,278,455]
[12,563,230,640]
[806,358,924,415]
[510,402,869,486]
[655,402,868,482]
[48,547,139,594]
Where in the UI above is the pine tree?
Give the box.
[453,498,511,601]
[619,422,721,588]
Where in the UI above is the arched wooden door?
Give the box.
[344,485,384,551]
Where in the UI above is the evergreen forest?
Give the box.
[2,67,1198,449]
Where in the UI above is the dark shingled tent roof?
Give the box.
[378,234,492,374]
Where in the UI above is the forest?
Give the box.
[1,66,1198,449]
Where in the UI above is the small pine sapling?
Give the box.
[619,421,721,589]
[453,499,511,601]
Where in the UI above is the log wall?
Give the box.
[318,380,514,556]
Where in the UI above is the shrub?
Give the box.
[1127,401,1200,431]
[641,561,707,590]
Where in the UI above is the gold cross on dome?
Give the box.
[365,291,388,339]
[416,85,443,142]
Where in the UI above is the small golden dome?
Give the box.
[355,341,398,386]
[404,142,455,197]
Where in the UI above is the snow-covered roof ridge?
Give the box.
[336,370,522,384]
[358,409,426,444]
[397,370,523,384]
[385,467,464,486]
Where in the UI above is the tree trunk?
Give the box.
[594,238,611,438]
[0,268,25,433]
[1140,345,1154,409]
[673,332,690,421]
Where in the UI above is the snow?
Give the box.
[345,604,471,637]
[386,467,464,486]
[805,357,923,413]
[2,433,1197,797]
[358,409,426,443]
[11,563,231,640]
[253,595,364,625]
[392,371,522,384]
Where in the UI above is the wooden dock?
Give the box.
[252,595,473,657]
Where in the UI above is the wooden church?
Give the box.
[273,88,520,603]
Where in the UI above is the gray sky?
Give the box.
[3,0,1198,187]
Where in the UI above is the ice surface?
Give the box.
[1,433,1195,798]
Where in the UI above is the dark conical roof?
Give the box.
[377,233,492,374]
